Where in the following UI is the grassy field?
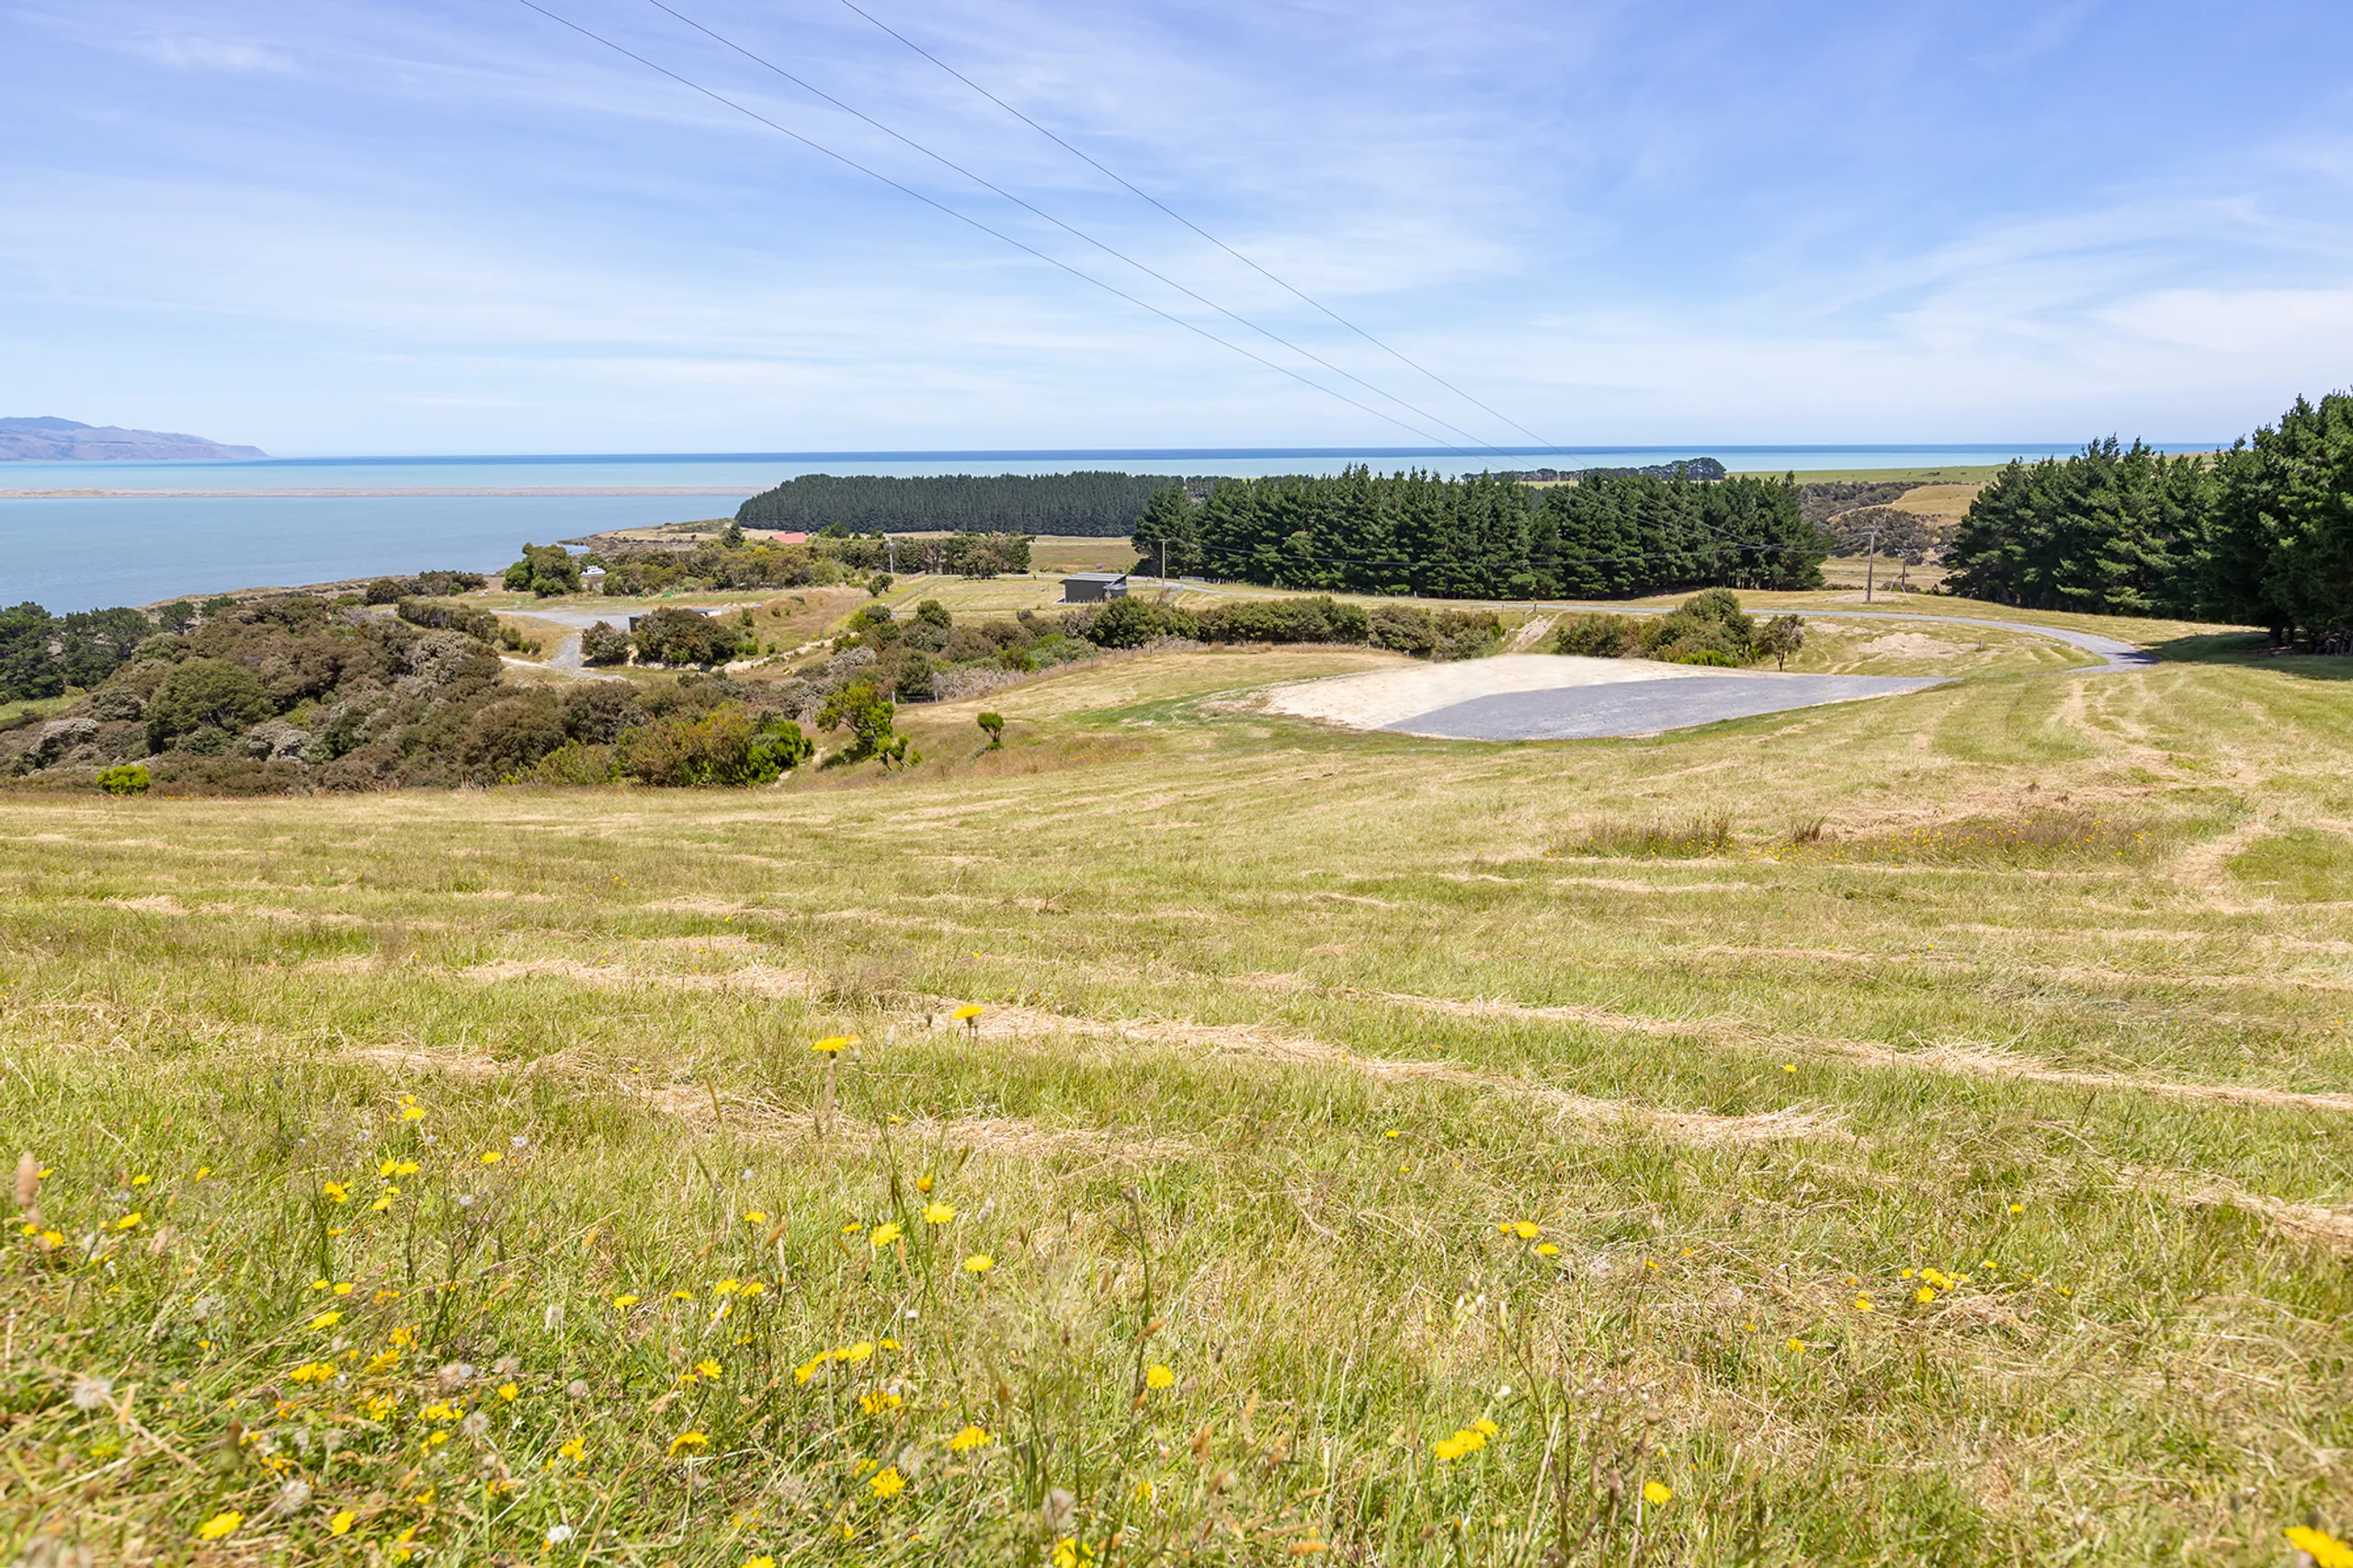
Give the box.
[6,608,2352,1566]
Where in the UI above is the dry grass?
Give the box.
[5,619,2353,1565]
[1563,812,1735,858]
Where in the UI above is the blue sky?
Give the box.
[5,0,2351,454]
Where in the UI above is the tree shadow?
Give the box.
[2149,631,2353,680]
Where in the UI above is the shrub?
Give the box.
[633,608,745,668]
[1078,597,1199,649]
[1430,609,1503,661]
[397,597,502,643]
[96,762,150,796]
[1367,605,1440,655]
[145,658,271,750]
[816,680,910,768]
[1193,595,1367,645]
[1756,614,1806,669]
[460,692,570,782]
[620,706,812,787]
[891,650,937,701]
[502,543,582,597]
[978,711,1005,749]
[1643,589,1756,665]
[366,571,486,605]
[1552,613,1643,657]
[513,741,618,787]
[581,621,631,665]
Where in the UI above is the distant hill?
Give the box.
[0,416,266,461]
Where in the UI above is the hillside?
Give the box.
[0,415,266,461]
[3,611,2350,1563]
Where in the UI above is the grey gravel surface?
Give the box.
[1388,672,1940,740]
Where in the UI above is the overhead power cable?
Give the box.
[639,0,1506,454]
[836,0,1559,450]
[512,0,1473,452]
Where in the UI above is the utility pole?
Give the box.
[1864,522,1878,603]
[887,537,897,575]
[1158,538,1168,584]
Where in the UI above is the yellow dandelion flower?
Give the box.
[1852,1295,1872,1312]
[870,1222,903,1249]
[922,1201,955,1224]
[1915,1287,1937,1304]
[869,1466,906,1499]
[745,1210,767,1223]
[695,1359,722,1380]
[479,1151,501,1165]
[1781,1062,1796,1074]
[811,1035,856,1054]
[114,1212,143,1231]
[2007,1202,2024,1215]
[739,1281,766,1298]
[949,1425,990,1454]
[322,1182,349,1203]
[840,1341,876,1363]
[558,1437,585,1460]
[401,1106,425,1122]
[196,1512,242,1541]
[859,1389,903,1415]
[329,1509,357,1536]
[498,1382,519,1401]
[915,1174,935,1195]
[952,1004,983,1022]
[2285,1527,2353,1568]
[310,1311,342,1330]
[962,1254,994,1274]
[193,1165,210,1180]
[1511,1221,1540,1240]
[1472,1418,1499,1437]
[745,1558,777,1568]
[290,1362,337,1385]
[131,1174,152,1187]
[1643,1481,1673,1506]
[1535,1243,1560,1257]
[668,1430,709,1456]
[611,1294,638,1309]
[1144,1363,1175,1391]
[1786,1336,1806,1353]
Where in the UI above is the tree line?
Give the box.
[1944,390,2353,638]
[1131,466,1824,600]
[736,472,1177,538]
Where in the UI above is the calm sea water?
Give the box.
[0,445,2195,611]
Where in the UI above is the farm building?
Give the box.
[1061,572,1129,604]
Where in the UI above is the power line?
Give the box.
[639,0,1507,454]
[512,0,1472,451]
[836,0,1560,450]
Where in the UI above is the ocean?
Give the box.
[0,445,2194,612]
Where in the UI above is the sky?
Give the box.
[4,0,2352,455]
